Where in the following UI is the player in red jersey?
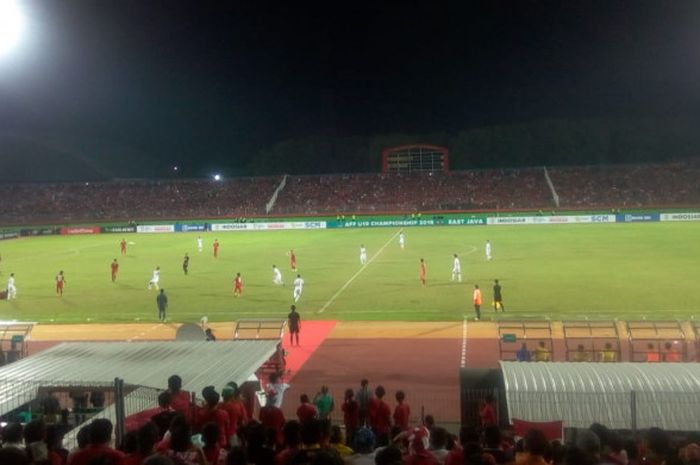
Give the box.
[213,239,220,258]
[233,272,243,297]
[120,238,127,256]
[419,258,427,287]
[55,271,66,296]
[290,250,297,272]
[110,259,119,282]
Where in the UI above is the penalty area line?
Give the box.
[317,229,401,314]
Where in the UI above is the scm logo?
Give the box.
[591,215,610,222]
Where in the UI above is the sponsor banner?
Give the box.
[0,231,19,240]
[20,227,59,237]
[60,226,101,235]
[487,216,534,225]
[616,213,660,223]
[329,218,485,228]
[488,215,616,225]
[103,225,137,233]
[211,221,327,232]
[176,224,208,232]
[660,212,700,222]
[136,224,175,233]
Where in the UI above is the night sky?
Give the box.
[1,0,699,179]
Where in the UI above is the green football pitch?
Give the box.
[0,222,698,324]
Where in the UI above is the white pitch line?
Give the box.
[317,229,401,314]
[461,316,468,368]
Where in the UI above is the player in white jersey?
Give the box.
[148,267,161,290]
[451,254,462,282]
[272,265,284,286]
[399,231,405,249]
[197,236,203,252]
[7,273,16,300]
[360,245,367,265]
[485,240,492,261]
[293,274,304,303]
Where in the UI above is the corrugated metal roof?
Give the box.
[0,340,279,416]
[500,362,700,431]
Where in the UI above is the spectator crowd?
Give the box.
[1,159,699,225]
[1,374,699,465]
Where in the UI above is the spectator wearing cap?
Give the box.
[197,386,229,448]
[221,382,249,447]
[259,391,286,448]
[346,427,376,465]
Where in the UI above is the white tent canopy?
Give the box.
[0,340,279,416]
[500,361,700,431]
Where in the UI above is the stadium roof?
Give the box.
[500,361,700,431]
[0,340,279,416]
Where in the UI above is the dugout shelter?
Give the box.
[0,339,280,447]
[500,361,700,432]
[497,321,553,361]
[562,320,620,362]
[0,321,35,363]
[626,320,688,362]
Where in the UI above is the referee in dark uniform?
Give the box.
[493,279,505,312]
[287,305,301,347]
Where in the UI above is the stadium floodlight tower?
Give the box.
[0,0,25,59]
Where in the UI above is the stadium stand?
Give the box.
[272,169,551,214]
[1,158,700,224]
[548,158,700,208]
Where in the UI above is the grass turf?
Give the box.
[0,223,698,323]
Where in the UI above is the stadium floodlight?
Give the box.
[0,0,25,58]
[213,173,222,181]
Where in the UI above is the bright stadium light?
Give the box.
[213,173,222,181]
[0,0,25,58]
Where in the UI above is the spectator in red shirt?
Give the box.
[479,394,497,428]
[296,394,318,423]
[68,419,125,465]
[220,383,249,446]
[259,392,286,448]
[167,375,192,419]
[393,390,411,431]
[369,385,392,446]
[201,422,228,465]
[404,426,439,465]
[196,386,229,448]
[342,388,360,448]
